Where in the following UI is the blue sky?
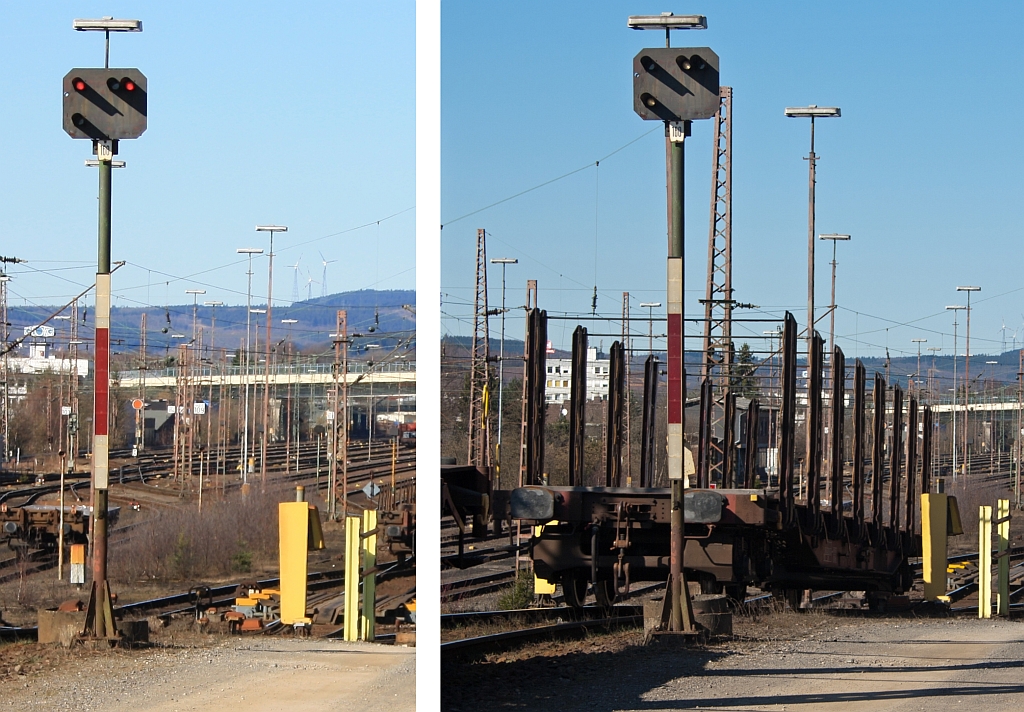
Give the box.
[441,1,1024,361]
[0,2,414,320]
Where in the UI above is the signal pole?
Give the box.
[65,15,146,639]
[629,11,718,634]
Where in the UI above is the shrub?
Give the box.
[497,570,534,610]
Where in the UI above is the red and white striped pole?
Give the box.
[86,139,115,637]
[666,121,695,633]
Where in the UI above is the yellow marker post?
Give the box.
[279,501,309,625]
[279,489,326,627]
[997,499,1010,616]
[361,509,377,641]
[344,515,361,641]
[533,523,556,596]
[979,505,992,619]
[921,492,948,601]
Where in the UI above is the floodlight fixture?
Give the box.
[85,160,126,168]
[73,18,142,32]
[171,334,185,339]
[281,319,298,324]
[819,233,851,241]
[250,308,266,314]
[628,13,707,30]
[956,286,981,292]
[237,248,263,255]
[946,305,967,311]
[912,338,928,343]
[255,225,288,232]
[639,302,662,308]
[185,289,206,295]
[785,105,841,118]
[203,301,223,307]
[490,258,518,265]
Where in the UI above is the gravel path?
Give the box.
[2,638,415,712]
[443,613,1024,711]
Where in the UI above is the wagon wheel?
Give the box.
[593,578,617,612]
[560,570,588,611]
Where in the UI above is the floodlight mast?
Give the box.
[784,105,841,364]
[956,286,981,477]
[255,226,288,485]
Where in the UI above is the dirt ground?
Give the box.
[442,608,1024,712]
[1,634,415,712]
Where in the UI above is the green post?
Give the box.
[361,509,377,641]
[997,499,1010,616]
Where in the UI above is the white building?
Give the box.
[545,346,611,403]
[6,341,89,378]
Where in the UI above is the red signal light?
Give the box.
[123,79,136,92]
[73,78,86,92]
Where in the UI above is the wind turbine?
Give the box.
[290,255,303,303]
[319,251,337,298]
[305,270,319,302]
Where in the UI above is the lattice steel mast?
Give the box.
[700,87,734,484]
[468,229,491,467]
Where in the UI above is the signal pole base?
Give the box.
[82,579,119,643]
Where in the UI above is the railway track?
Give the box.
[0,555,416,643]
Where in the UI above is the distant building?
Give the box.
[6,341,89,378]
[545,347,610,403]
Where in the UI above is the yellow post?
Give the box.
[279,501,310,625]
[344,515,361,641]
[921,492,948,601]
[979,505,992,619]
[533,523,556,597]
[997,499,1010,616]
[361,509,377,641]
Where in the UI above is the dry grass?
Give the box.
[108,487,285,584]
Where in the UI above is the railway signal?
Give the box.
[632,48,720,122]
[62,68,148,141]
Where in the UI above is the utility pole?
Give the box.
[282,318,298,472]
[911,339,927,395]
[1017,349,1022,508]
[468,229,491,469]
[0,257,24,468]
[329,310,348,519]
[622,291,631,485]
[490,257,517,488]
[0,267,11,468]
